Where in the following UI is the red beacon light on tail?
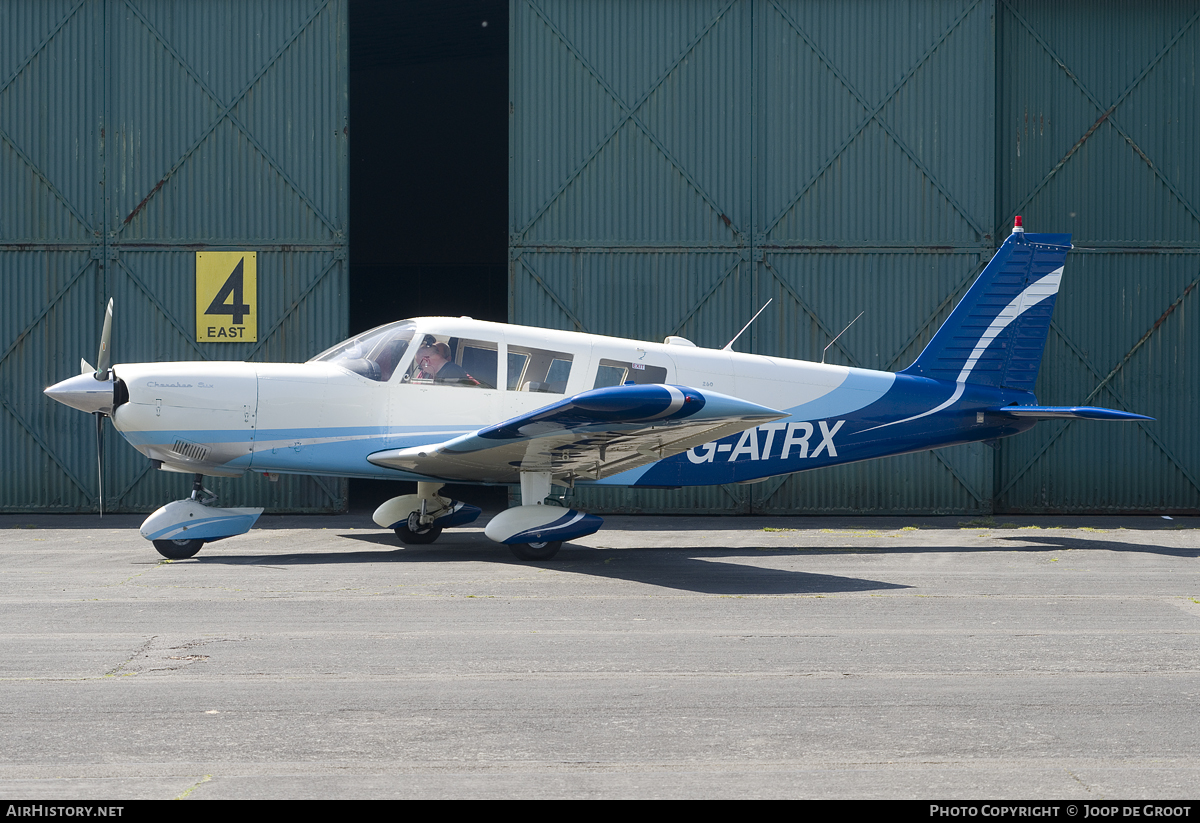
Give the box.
[1012,215,1024,233]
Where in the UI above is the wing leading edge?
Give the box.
[368,383,787,484]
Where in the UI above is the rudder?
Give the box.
[901,223,1071,392]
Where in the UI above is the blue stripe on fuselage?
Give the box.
[624,375,1035,487]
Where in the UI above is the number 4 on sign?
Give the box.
[207,258,251,325]
[194,250,256,342]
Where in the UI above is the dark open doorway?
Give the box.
[349,1,509,511]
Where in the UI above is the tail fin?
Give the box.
[901,222,1071,392]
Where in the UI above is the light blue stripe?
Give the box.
[785,369,894,419]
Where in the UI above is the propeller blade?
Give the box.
[95,411,104,518]
[95,298,113,381]
[80,358,93,375]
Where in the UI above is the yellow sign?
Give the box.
[196,252,257,342]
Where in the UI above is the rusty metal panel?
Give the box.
[0,0,104,511]
[511,249,750,342]
[0,0,349,513]
[0,0,103,245]
[106,0,347,243]
[753,444,994,516]
[998,0,1200,245]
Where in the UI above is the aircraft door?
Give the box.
[391,333,503,432]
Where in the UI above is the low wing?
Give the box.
[991,405,1153,421]
[368,384,787,484]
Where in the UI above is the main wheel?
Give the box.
[395,512,443,545]
[152,538,204,559]
[509,540,562,561]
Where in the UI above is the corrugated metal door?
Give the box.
[510,0,757,513]
[994,0,1200,512]
[750,0,997,514]
[0,0,349,512]
[512,0,1199,515]
[510,0,999,514]
[1,0,107,511]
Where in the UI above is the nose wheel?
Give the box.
[509,540,562,561]
[152,538,204,559]
[139,474,263,559]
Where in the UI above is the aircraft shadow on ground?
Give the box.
[192,531,910,596]
[987,533,1200,558]
[585,523,1199,559]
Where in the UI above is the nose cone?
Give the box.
[44,372,115,415]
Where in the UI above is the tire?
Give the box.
[509,540,562,561]
[152,538,204,559]
[394,524,443,545]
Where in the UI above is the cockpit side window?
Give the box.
[309,321,416,382]
[404,334,497,389]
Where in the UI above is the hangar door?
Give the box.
[510,0,999,514]
[510,0,1199,515]
[0,0,349,512]
[991,0,1199,512]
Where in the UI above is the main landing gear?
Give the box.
[373,482,482,546]
[140,474,263,560]
[483,473,602,561]
[376,476,602,561]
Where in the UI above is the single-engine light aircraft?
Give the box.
[45,219,1150,560]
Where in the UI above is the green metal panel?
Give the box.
[1,0,105,512]
[511,0,999,514]
[513,0,1198,514]
[510,0,759,513]
[996,0,1200,512]
[751,251,995,514]
[0,0,349,513]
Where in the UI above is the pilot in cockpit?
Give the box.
[414,336,478,386]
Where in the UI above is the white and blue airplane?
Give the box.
[45,219,1150,560]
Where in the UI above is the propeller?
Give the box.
[95,299,113,516]
[95,408,105,518]
[43,298,120,516]
[95,298,113,381]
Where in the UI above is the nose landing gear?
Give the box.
[140,474,263,559]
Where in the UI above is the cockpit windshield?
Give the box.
[308,320,416,382]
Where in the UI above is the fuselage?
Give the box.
[105,316,1036,487]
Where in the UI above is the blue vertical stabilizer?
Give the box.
[900,229,1072,392]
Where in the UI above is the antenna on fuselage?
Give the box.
[821,311,864,364]
[721,299,772,351]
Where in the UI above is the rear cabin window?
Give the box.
[508,345,573,394]
[593,358,668,389]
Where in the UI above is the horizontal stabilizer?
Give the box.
[990,405,1153,422]
[368,383,786,484]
